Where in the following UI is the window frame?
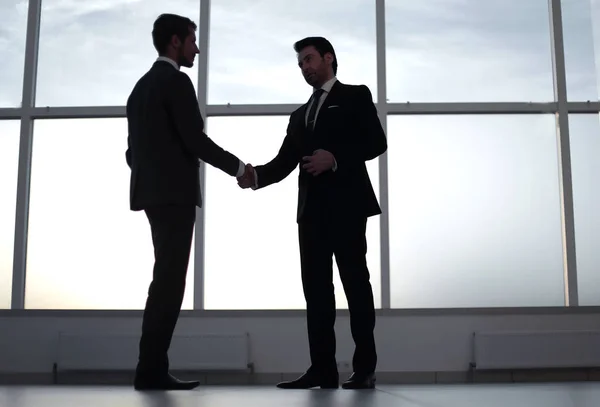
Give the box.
[1,0,597,312]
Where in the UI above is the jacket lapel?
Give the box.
[292,103,309,138]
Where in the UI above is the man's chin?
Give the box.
[179,59,194,68]
[305,77,318,87]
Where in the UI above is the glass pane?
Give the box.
[388,115,565,308]
[561,0,600,101]
[208,0,376,104]
[25,119,194,309]
[385,0,554,102]
[36,1,199,107]
[570,114,600,305]
[0,120,20,309]
[203,116,380,310]
[0,1,28,107]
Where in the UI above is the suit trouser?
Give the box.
[298,214,377,375]
[136,204,196,376]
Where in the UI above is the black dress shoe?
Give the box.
[342,372,376,389]
[276,371,339,389]
[134,373,200,391]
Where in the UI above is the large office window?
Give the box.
[24,119,194,309]
[387,115,566,308]
[207,0,377,104]
[0,121,20,309]
[569,114,600,306]
[0,1,28,107]
[35,1,199,107]
[385,0,554,102]
[203,116,381,309]
[561,0,600,101]
[2,0,599,312]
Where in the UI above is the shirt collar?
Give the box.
[156,56,179,71]
[314,76,337,93]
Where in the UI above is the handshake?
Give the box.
[237,163,256,189]
[235,149,336,190]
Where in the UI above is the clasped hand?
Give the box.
[302,149,335,176]
[237,163,255,189]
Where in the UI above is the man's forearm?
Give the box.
[169,74,242,177]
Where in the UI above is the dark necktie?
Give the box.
[306,88,325,131]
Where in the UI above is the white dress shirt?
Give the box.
[156,56,246,178]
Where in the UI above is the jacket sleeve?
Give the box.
[125,135,132,169]
[167,73,242,177]
[254,116,300,189]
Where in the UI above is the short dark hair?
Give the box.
[152,13,197,55]
[293,36,338,75]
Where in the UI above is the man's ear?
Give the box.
[325,53,334,65]
[170,34,181,48]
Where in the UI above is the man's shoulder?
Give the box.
[337,82,371,96]
[292,105,304,115]
[336,83,375,106]
[129,64,191,97]
[139,62,191,86]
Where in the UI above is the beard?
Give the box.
[178,55,193,68]
[304,72,322,88]
[177,49,193,68]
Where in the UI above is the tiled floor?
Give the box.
[1,382,599,407]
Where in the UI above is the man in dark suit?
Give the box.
[125,13,251,391]
[238,37,387,389]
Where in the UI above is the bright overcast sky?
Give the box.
[1,0,599,310]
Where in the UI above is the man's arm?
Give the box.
[125,101,132,169]
[168,73,245,177]
[329,85,387,170]
[248,117,300,189]
[125,135,132,169]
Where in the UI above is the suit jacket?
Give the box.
[254,80,387,222]
[125,60,241,211]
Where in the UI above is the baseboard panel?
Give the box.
[0,373,55,385]
[473,330,600,370]
[1,369,599,386]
